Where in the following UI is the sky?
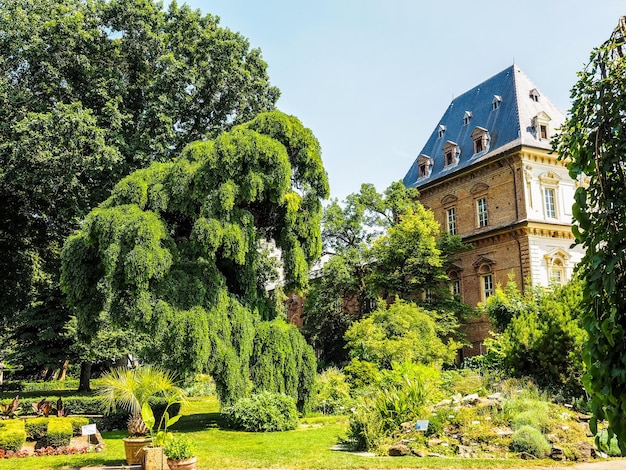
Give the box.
[181,0,625,202]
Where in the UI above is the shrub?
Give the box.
[511,409,549,433]
[25,417,49,441]
[510,425,551,458]
[346,362,441,451]
[0,420,26,451]
[46,419,73,448]
[223,391,299,432]
[312,367,352,415]
[597,429,622,457]
[68,417,90,436]
[164,434,195,460]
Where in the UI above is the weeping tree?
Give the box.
[554,16,626,452]
[61,111,328,409]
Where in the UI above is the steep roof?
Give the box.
[403,65,565,189]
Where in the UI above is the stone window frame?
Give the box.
[416,153,433,179]
[443,141,460,169]
[539,171,561,220]
[533,111,552,142]
[473,255,496,302]
[471,126,490,156]
[544,248,571,287]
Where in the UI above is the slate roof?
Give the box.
[403,65,565,189]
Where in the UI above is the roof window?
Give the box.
[437,124,446,139]
[533,112,552,141]
[443,141,460,168]
[471,126,490,155]
[529,88,540,102]
[492,95,502,110]
[463,111,472,126]
[416,154,433,179]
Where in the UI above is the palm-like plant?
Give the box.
[98,365,186,437]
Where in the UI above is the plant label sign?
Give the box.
[82,424,97,436]
[415,420,429,431]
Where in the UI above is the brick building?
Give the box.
[402,65,585,356]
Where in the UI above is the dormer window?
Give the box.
[416,154,433,179]
[463,111,472,126]
[443,141,460,168]
[492,95,502,110]
[437,124,446,139]
[471,126,489,155]
[533,111,552,141]
[530,88,540,102]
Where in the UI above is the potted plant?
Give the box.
[98,366,186,466]
[164,434,196,470]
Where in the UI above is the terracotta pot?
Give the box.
[122,436,152,465]
[143,445,167,470]
[167,456,197,470]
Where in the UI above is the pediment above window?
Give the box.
[441,194,458,206]
[473,255,495,273]
[470,182,489,195]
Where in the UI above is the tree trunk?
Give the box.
[57,359,69,381]
[78,362,92,391]
[43,368,55,381]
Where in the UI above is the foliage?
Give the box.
[303,182,469,368]
[597,429,623,457]
[0,420,26,451]
[45,419,73,448]
[312,367,352,415]
[510,425,551,458]
[249,318,316,413]
[223,391,299,432]
[97,366,186,437]
[344,300,459,369]
[0,0,279,380]
[163,434,195,460]
[483,279,587,397]
[481,277,530,332]
[553,18,626,453]
[0,396,20,419]
[62,111,326,405]
[346,362,441,451]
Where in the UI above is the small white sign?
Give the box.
[82,424,97,436]
[415,420,429,431]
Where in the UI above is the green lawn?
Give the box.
[0,397,577,469]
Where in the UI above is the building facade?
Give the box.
[403,65,585,355]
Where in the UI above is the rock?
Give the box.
[400,421,414,433]
[456,444,475,458]
[519,451,537,460]
[575,441,593,461]
[427,438,443,447]
[551,445,565,461]
[487,392,502,400]
[577,413,592,422]
[427,452,444,457]
[388,444,410,456]
[434,399,453,407]
[412,449,427,457]
[461,393,480,405]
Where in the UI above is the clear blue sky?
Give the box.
[182,0,624,202]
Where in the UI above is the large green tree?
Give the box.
[61,111,328,408]
[0,0,279,379]
[303,182,468,367]
[554,17,626,452]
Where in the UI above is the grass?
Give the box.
[0,397,585,469]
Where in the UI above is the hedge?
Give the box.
[46,419,73,448]
[0,420,26,451]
